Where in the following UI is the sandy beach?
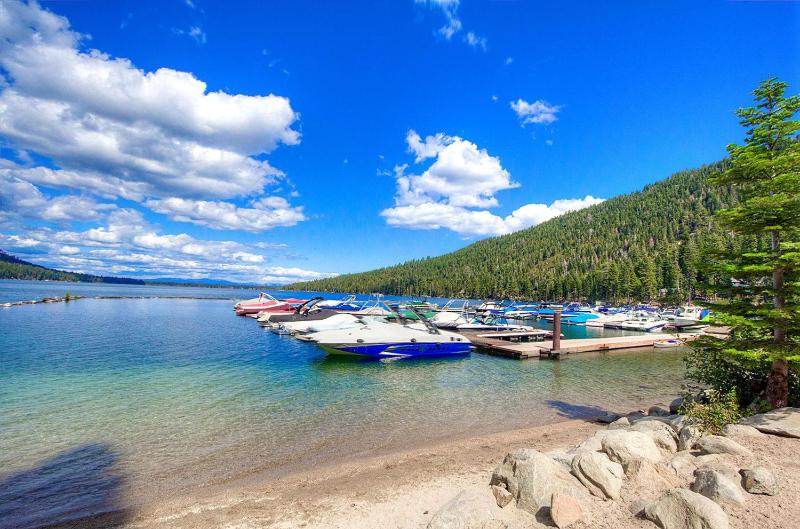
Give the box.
[47,407,799,529]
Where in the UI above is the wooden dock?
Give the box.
[463,331,697,360]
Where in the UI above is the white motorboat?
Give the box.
[282,313,373,335]
[302,318,473,359]
[604,314,668,332]
[671,305,711,328]
[430,310,472,329]
[456,315,535,332]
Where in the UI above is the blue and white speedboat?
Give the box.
[316,295,363,312]
[303,318,473,359]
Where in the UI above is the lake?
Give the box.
[0,280,687,529]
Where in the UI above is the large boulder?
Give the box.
[570,451,624,500]
[634,415,687,434]
[490,449,586,517]
[678,425,702,451]
[546,450,576,473]
[571,430,613,453]
[740,467,777,496]
[668,451,698,481]
[427,487,499,529]
[696,435,753,457]
[631,421,679,453]
[721,424,762,439]
[691,468,745,506]
[625,459,682,498]
[644,488,730,529]
[550,492,584,528]
[601,430,662,466]
[740,407,800,438]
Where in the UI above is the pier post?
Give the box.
[552,310,562,353]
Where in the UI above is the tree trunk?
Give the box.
[766,358,789,409]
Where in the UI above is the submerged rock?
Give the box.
[691,468,745,506]
[601,430,662,466]
[697,435,753,457]
[570,451,624,500]
[427,487,499,529]
[740,467,777,496]
[550,491,584,529]
[644,488,729,529]
[741,407,800,438]
[490,448,586,517]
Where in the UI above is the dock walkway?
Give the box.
[462,331,696,359]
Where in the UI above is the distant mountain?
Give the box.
[146,277,253,287]
[0,250,145,285]
[288,161,741,302]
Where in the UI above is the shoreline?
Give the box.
[47,415,620,529]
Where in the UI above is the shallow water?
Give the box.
[0,281,687,528]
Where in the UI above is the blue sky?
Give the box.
[0,0,798,283]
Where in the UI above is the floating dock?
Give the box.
[462,331,697,360]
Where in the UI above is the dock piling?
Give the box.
[552,310,562,353]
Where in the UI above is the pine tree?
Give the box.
[698,78,800,408]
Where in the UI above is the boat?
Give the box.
[283,313,375,335]
[604,313,668,332]
[670,305,711,329]
[234,292,298,316]
[430,309,472,329]
[654,339,685,348]
[257,297,338,327]
[438,299,473,313]
[476,301,507,315]
[302,316,473,359]
[316,295,362,312]
[456,315,535,332]
[584,311,630,327]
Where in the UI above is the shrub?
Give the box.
[680,389,743,434]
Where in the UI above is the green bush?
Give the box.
[684,337,800,408]
[679,389,743,434]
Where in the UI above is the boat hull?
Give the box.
[319,341,473,359]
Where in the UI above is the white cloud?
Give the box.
[144,196,305,232]
[0,172,115,223]
[0,210,335,284]
[510,99,561,125]
[464,32,487,51]
[406,129,454,162]
[505,57,514,65]
[396,132,517,208]
[381,131,604,237]
[0,0,300,201]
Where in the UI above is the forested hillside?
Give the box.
[0,251,144,284]
[290,162,745,302]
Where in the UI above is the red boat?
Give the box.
[234,293,306,316]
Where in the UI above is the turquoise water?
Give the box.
[0,281,687,528]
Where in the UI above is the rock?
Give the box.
[490,449,586,517]
[696,435,753,457]
[571,451,624,500]
[608,416,631,430]
[550,492,583,529]
[644,488,729,529]
[427,487,498,529]
[678,425,702,451]
[691,468,745,505]
[668,451,698,481]
[635,415,687,434]
[625,459,682,497]
[601,430,662,466]
[596,412,621,424]
[740,407,800,438]
[695,456,739,482]
[629,498,650,516]
[631,421,679,453]
[491,484,513,508]
[571,430,612,453]
[546,450,576,473]
[649,405,671,417]
[740,467,777,495]
[627,410,649,422]
[721,424,762,439]
[669,397,685,414]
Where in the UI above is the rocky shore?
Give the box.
[426,407,800,529]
